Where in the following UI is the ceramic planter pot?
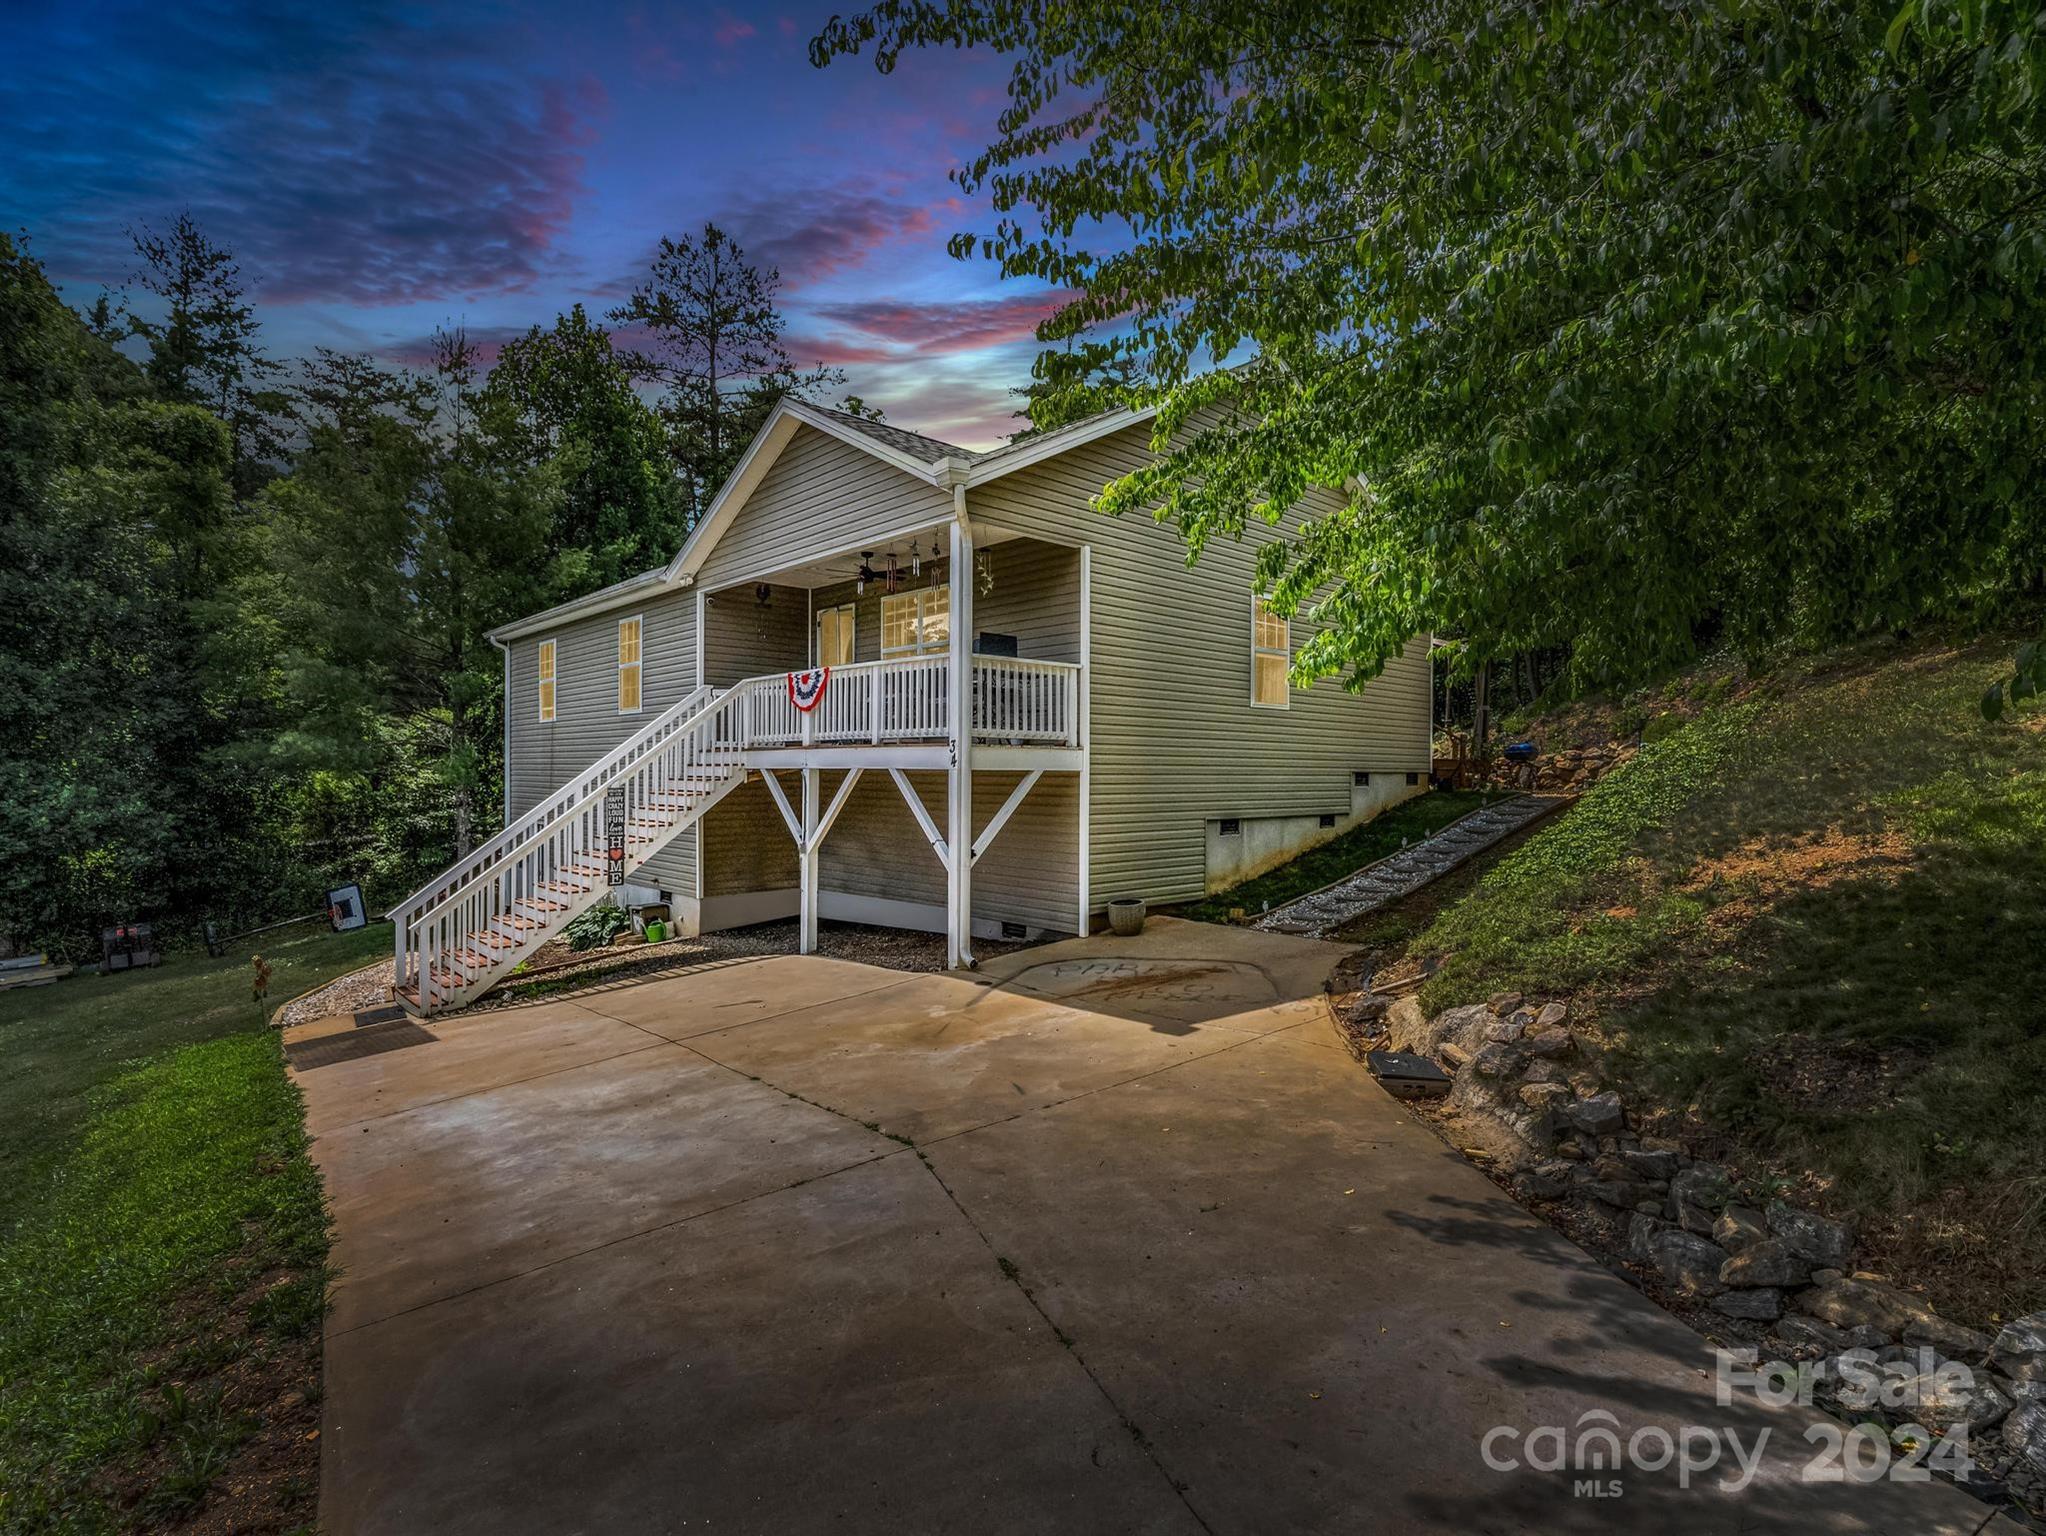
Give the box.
[1107,898,1147,937]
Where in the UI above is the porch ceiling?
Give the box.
[700,521,1028,595]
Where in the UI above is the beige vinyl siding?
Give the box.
[693,425,953,593]
[702,582,808,685]
[697,768,1078,934]
[505,584,699,896]
[969,421,1431,908]
[805,540,1080,667]
[699,778,798,897]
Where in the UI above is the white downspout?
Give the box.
[491,633,511,825]
[949,481,975,969]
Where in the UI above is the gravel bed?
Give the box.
[275,958,396,1028]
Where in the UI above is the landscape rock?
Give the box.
[1712,1288,1784,1322]
[1487,992,1524,1015]
[1990,1313,2046,1383]
[1712,1205,1770,1254]
[1533,1001,1568,1031]
[1585,1180,1651,1210]
[1517,1082,1572,1114]
[1522,1058,1571,1084]
[1766,1202,1857,1269]
[1619,1148,1680,1182]
[1383,996,1430,1053]
[1562,1091,1625,1136]
[1899,1369,2013,1434]
[1648,1230,1731,1296]
[2006,1402,2046,1479]
[1406,1003,1497,1061]
[1718,1239,1813,1291]
[1523,1029,1574,1060]
[1902,1315,1994,1361]
[1670,1163,1732,1217]
[1517,1163,1575,1200]
[1811,1268,1845,1287]
[1627,1212,1673,1263]
[1801,1277,1941,1340]
[1440,1042,1473,1070]
[1775,1315,1852,1353]
[1589,1154,1645,1185]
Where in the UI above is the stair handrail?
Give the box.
[388,683,715,926]
[409,683,750,942]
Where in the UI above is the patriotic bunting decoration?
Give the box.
[787,667,829,712]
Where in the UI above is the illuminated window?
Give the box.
[537,640,556,723]
[880,585,950,657]
[617,616,642,713]
[816,602,856,665]
[1252,597,1290,709]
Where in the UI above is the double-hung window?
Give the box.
[816,602,856,666]
[617,616,643,714]
[1252,597,1290,709]
[880,584,950,658]
[537,640,557,722]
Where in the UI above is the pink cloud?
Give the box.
[810,290,1074,355]
[712,10,756,47]
[724,190,950,286]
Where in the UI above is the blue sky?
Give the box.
[1,0,1060,446]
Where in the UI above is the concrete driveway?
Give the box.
[296,920,2014,1535]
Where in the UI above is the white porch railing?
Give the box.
[389,652,1079,1015]
[732,653,1077,748]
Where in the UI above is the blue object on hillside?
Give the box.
[1503,740,1538,762]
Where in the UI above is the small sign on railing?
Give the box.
[604,786,627,885]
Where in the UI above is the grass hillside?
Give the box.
[0,924,385,1533]
[1389,636,2045,1322]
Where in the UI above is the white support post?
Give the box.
[1077,544,1092,937]
[799,765,820,954]
[947,506,975,968]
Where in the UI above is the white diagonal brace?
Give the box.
[757,768,803,844]
[810,768,864,851]
[969,769,1042,868]
[887,767,950,875]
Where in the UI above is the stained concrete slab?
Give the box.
[322,1153,1200,1536]
[290,998,656,1135]
[567,952,912,1041]
[660,967,1273,1145]
[926,1022,2000,1533]
[305,927,2010,1535]
[320,1044,899,1333]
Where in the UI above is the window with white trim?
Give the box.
[1252,597,1290,708]
[880,584,950,657]
[617,616,642,713]
[537,640,557,722]
[816,602,855,665]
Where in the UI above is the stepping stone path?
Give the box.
[1255,794,1573,938]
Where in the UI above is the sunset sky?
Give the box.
[2,0,1062,447]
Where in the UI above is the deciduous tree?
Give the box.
[816,1,2046,688]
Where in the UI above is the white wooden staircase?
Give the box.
[388,684,746,1016]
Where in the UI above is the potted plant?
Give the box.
[1107,897,1147,937]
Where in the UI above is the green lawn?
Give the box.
[1404,637,2046,1321]
[0,922,386,1534]
[1171,789,1498,925]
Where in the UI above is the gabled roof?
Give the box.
[489,392,1163,642]
[808,406,967,465]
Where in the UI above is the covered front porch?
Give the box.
[683,516,1091,968]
